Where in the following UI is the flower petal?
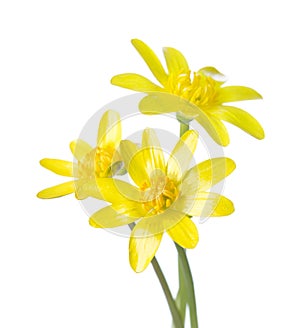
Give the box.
[122,146,166,188]
[76,178,147,217]
[97,110,122,149]
[182,158,236,193]
[218,86,262,103]
[210,105,265,140]
[131,39,168,86]
[130,228,163,273]
[40,158,76,177]
[133,209,187,237]
[167,216,199,249]
[174,192,234,218]
[142,128,165,172]
[167,130,198,182]
[70,139,92,161]
[139,92,199,119]
[195,113,230,146]
[111,73,164,92]
[119,140,139,169]
[163,47,189,75]
[74,178,102,200]
[37,181,75,199]
[89,206,136,228]
[77,177,138,201]
[197,66,226,83]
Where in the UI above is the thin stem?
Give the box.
[128,223,183,328]
[175,244,198,328]
[151,257,184,328]
[174,257,188,325]
[174,122,199,327]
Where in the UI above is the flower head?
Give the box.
[37,110,122,199]
[84,128,235,272]
[111,39,265,146]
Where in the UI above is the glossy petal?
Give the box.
[167,130,198,182]
[40,158,76,177]
[37,181,75,199]
[130,228,163,273]
[167,216,199,248]
[197,66,226,83]
[97,110,122,149]
[70,139,92,161]
[133,209,187,237]
[175,192,234,218]
[218,86,262,103]
[163,47,189,75]
[195,113,230,146]
[142,128,165,173]
[119,140,139,170]
[182,158,236,193]
[139,92,199,119]
[124,147,166,188]
[131,39,168,86]
[74,178,103,200]
[210,106,265,140]
[111,73,163,92]
[89,206,136,228]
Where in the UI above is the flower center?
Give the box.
[141,172,178,216]
[166,71,219,109]
[78,146,118,179]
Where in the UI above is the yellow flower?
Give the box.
[37,110,122,199]
[82,128,235,272]
[111,39,265,146]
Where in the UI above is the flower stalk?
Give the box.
[173,121,199,328]
[128,223,183,328]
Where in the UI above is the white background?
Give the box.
[1,0,299,327]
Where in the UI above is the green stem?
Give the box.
[174,122,199,328]
[151,257,184,328]
[128,223,183,328]
[174,257,188,325]
[175,244,198,328]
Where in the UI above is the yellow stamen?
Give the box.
[165,71,219,109]
[78,146,118,179]
[141,175,179,215]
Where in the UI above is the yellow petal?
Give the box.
[182,158,236,193]
[132,209,187,237]
[40,158,76,177]
[167,216,199,249]
[167,130,198,182]
[37,181,75,199]
[163,47,189,75]
[111,73,164,92]
[195,113,230,146]
[174,192,234,218]
[210,106,265,140]
[197,66,226,83]
[120,143,150,188]
[74,178,103,200]
[142,128,165,171]
[139,92,199,119]
[70,139,92,161]
[131,39,168,86]
[123,146,166,188]
[119,140,139,170]
[97,110,122,149]
[129,229,163,273]
[89,206,136,228]
[218,86,262,103]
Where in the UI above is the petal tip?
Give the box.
[226,158,236,172]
